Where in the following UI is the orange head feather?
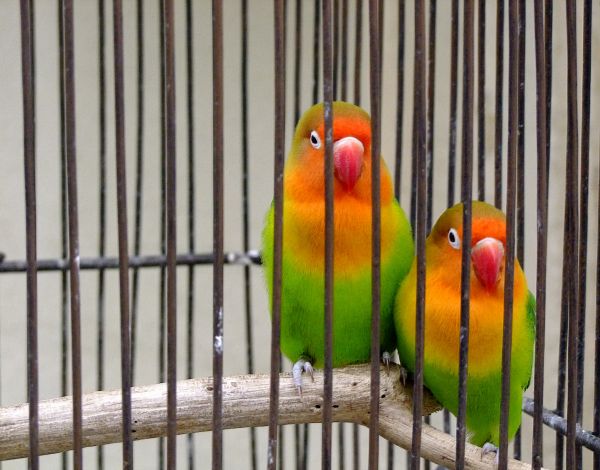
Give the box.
[427,201,512,295]
[284,101,393,205]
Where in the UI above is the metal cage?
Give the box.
[0,0,598,469]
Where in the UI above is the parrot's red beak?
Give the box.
[333,136,364,190]
[471,237,504,290]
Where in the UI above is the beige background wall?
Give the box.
[0,0,599,468]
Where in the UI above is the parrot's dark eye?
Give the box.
[310,130,322,149]
[448,228,461,250]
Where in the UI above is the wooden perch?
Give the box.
[0,364,535,469]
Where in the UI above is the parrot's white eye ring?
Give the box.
[448,228,461,249]
[309,130,322,149]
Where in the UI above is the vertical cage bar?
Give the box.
[426,0,436,233]
[163,0,178,467]
[476,0,485,202]
[338,2,348,464]
[595,121,600,470]
[268,0,286,468]
[368,1,381,468]
[96,5,107,467]
[353,0,362,105]
[212,0,224,468]
[564,1,580,468]
[456,1,474,468]
[61,0,83,466]
[19,0,38,467]
[240,0,257,469]
[422,3,437,465]
[499,7,517,468]
[332,0,339,99]
[322,1,334,467]
[112,0,133,467]
[313,0,321,104]
[497,0,519,467]
[393,0,405,200]
[58,1,69,467]
[494,0,504,210]
[293,0,302,123]
[158,0,167,463]
[544,0,552,194]
[577,3,592,467]
[531,0,547,468]
[131,0,145,386]
[186,1,196,468]
[555,211,569,470]
[340,0,348,102]
[513,0,526,458]
[410,0,426,468]
[446,0,459,210]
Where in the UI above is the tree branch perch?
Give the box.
[0,364,535,469]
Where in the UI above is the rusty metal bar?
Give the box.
[456,1,474,468]
[595,118,600,470]
[268,0,285,468]
[577,3,592,468]
[368,0,381,468]
[531,0,547,468]
[57,1,69,467]
[565,1,581,469]
[410,0,426,468]
[393,0,405,201]
[513,0,525,459]
[556,204,569,470]
[426,0,436,233]
[131,0,145,386]
[313,0,321,104]
[322,0,334,468]
[240,0,257,469]
[112,0,133,467]
[340,0,348,101]
[353,0,362,105]
[497,0,519,466]
[158,0,167,464]
[447,0,459,209]
[96,5,107,458]
[293,0,302,124]
[544,0,552,197]
[476,0,485,202]
[494,0,504,210]
[333,0,339,99]
[212,0,224,468]
[186,1,195,466]
[19,0,38,467]
[339,1,349,464]
[162,0,178,467]
[61,0,83,466]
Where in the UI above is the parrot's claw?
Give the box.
[381,351,392,375]
[292,357,314,397]
[399,366,408,386]
[480,443,499,465]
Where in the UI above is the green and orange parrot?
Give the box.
[262,101,414,391]
[394,201,535,453]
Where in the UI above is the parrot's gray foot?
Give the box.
[382,351,392,374]
[480,442,499,465]
[292,357,314,396]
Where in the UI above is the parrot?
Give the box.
[394,201,535,454]
[262,101,414,392]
